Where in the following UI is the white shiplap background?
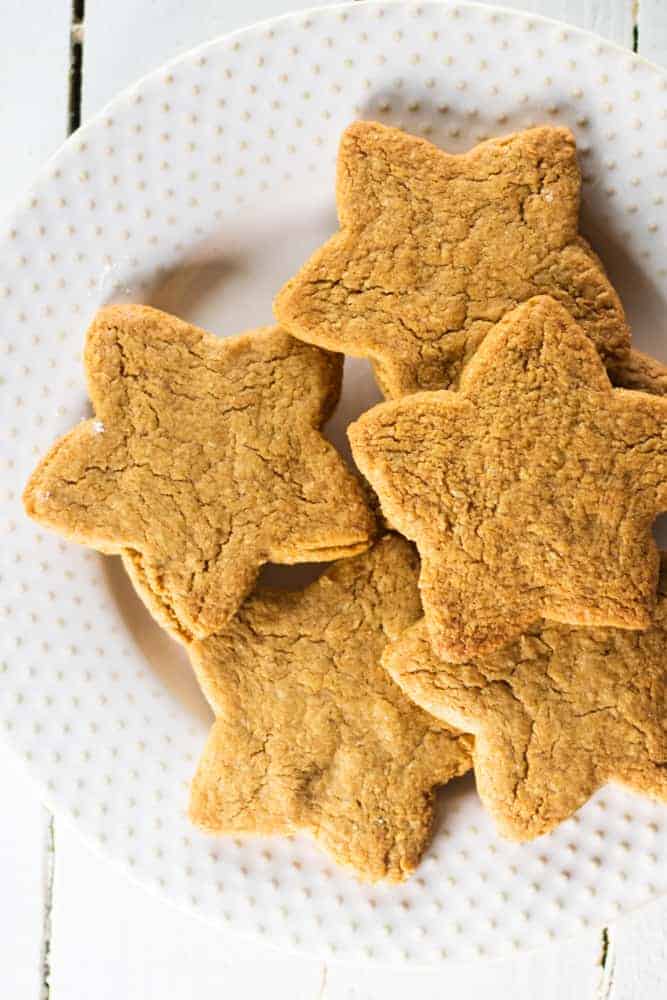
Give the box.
[1,2,666,997]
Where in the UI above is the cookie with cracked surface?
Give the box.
[349,295,667,662]
[188,535,472,882]
[383,554,667,841]
[274,121,628,398]
[23,304,375,641]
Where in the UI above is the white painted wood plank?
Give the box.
[638,1,667,66]
[605,900,667,1000]
[0,747,51,1000]
[478,0,634,45]
[50,824,604,1000]
[0,0,71,214]
[0,3,70,997]
[82,0,335,120]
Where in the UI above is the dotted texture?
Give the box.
[1,0,667,966]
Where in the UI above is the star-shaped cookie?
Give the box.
[275,121,628,397]
[24,305,375,641]
[608,348,667,396]
[349,295,667,661]
[188,535,472,882]
[384,552,667,840]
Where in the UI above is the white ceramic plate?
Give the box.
[1,0,667,965]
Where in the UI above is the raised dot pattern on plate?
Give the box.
[1,0,666,965]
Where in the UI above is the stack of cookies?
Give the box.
[24,121,667,883]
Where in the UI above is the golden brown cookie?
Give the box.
[608,348,667,395]
[349,295,667,661]
[23,304,375,641]
[384,551,667,841]
[189,535,472,882]
[275,121,628,398]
